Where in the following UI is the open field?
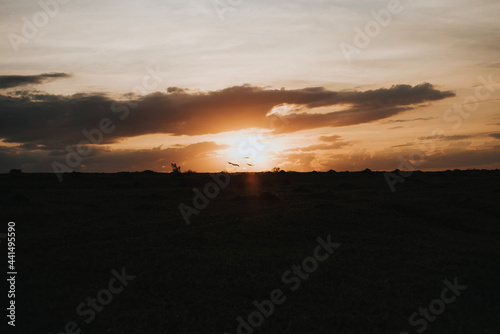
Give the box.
[1,170,499,333]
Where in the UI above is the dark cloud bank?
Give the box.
[0,77,466,172]
[0,82,454,149]
[0,73,71,89]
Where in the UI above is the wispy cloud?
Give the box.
[0,73,71,89]
[318,135,342,142]
[418,135,472,141]
[383,117,438,124]
[489,133,500,139]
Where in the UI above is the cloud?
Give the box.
[391,143,415,148]
[271,84,455,133]
[276,145,500,172]
[0,73,71,89]
[418,135,472,141]
[318,135,342,142]
[0,83,455,150]
[423,147,500,169]
[286,142,352,152]
[479,61,500,68]
[383,117,438,124]
[284,134,352,152]
[447,141,472,148]
[489,133,500,139]
[0,141,228,173]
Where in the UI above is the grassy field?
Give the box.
[1,170,499,333]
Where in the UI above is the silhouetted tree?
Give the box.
[271,167,281,173]
[171,163,181,173]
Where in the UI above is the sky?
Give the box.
[0,0,499,173]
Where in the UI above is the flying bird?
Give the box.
[247,163,254,167]
[228,162,240,167]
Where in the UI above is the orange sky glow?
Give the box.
[1,0,499,173]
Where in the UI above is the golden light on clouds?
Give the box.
[0,0,499,172]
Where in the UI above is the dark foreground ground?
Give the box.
[0,170,499,334]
